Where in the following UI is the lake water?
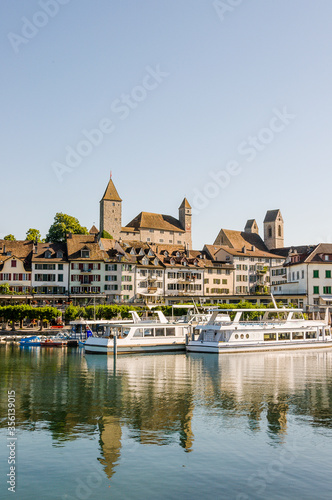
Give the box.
[1,345,332,500]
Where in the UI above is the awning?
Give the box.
[320,295,332,302]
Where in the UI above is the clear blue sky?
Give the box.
[2,1,331,248]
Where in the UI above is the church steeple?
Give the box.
[179,198,192,249]
[100,174,122,239]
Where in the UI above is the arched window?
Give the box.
[268,226,272,238]
[278,225,282,237]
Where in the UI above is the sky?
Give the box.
[1,0,332,248]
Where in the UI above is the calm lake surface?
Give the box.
[1,345,332,500]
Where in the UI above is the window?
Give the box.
[222,279,227,284]
[149,229,154,233]
[323,286,331,294]
[326,270,331,279]
[105,275,117,281]
[81,250,90,258]
[278,225,282,237]
[301,270,304,279]
[11,260,17,268]
[106,264,117,271]
[313,270,319,278]
[177,241,181,244]
[155,328,165,336]
[268,226,272,238]
[160,230,164,234]
[58,274,63,282]
[166,327,176,336]
[58,264,63,270]
[313,286,319,295]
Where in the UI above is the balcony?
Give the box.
[80,268,92,273]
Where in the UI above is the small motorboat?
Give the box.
[40,332,69,347]
[19,336,42,346]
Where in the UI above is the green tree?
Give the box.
[0,283,11,295]
[35,307,61,330]
[4,234,16,241]
[100,230,113,239]
[26,228,44,242]
[46,213,88,243]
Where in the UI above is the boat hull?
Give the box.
[186,339,332,354]
[84,338,186,354]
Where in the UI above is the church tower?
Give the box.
[179,198,192,249]
[99,175,122,240]
[263,209,284,250]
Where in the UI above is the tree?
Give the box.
[4,234,15,241]
[46,213,88,243]
[101,230,113,239]
[26,228,44,242]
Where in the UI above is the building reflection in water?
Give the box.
[1,346,332,482]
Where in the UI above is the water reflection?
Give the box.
[1,346,332,483]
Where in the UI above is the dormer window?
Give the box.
[183,261,187,266]
[176,252,180,258]
[139,249,145,256]
[81,249,90,258]
[56,250,63,259]
[45,250,52,259]
[130,248,136,255]
[11,259,17,268]
[142,257,149,265]
[164,250,169,257]
[148,250,154,256]
[170,258,175,265]
[154,258,159,266]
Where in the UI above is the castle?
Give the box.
[99,176,284,252]
[99,176,192,248]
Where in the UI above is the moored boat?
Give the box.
[19,336,42,346]
[186,306,332,354]
[84,311,191,354]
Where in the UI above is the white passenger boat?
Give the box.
[186,306,332,354]
[84,310,191,354]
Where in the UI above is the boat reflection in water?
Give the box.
[84,348,332,477]
[84,353,195,479]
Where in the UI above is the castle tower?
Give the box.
[99,176,122,240]
[179,198,192,249]
[263,209,284,250]
[244,219,259,234]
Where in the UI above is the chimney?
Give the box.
[242,246,246,253]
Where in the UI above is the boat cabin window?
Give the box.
[122,328,130,337]
[166,327,176,336]
[293,332,304,340]
[264,332,277,341]
[133,328,143,337]
[279,332,290,340]
[305,331,316,339]
[144,328,153,337]
[155,328,165,336]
